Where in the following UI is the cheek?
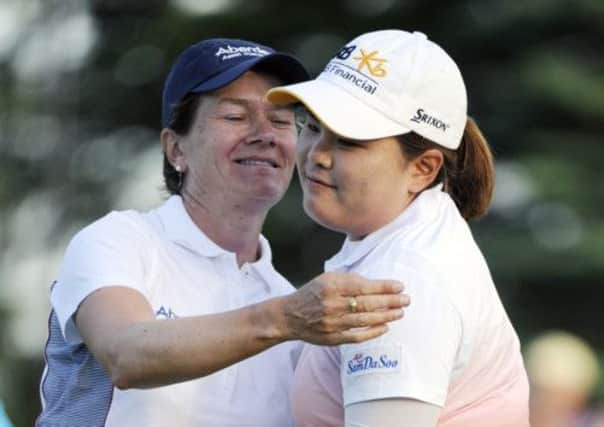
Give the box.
[357,180,370,199]
[295,150,305,172]
[281,130,297,160]
[343,177,371,213]
[296,129,316,156]
[295,141,309,171]
[285,142,297,166]
[340,164,388,207]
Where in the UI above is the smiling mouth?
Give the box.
[236,159,279,168]
[305,175,336,189]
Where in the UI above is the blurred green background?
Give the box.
[0,0,602,425]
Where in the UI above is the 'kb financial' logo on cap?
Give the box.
[215,45,270,61]
[335,45,388,78]
[353,49,387,77]
[323,44,388,96]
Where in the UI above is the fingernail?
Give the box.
[400,295,410,305]
[393,282,403,292]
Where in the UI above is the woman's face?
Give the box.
[178,71,297,210]
[296,113,417,240]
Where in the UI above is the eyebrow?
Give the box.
[217,97,250,107]
[217,97,294,112]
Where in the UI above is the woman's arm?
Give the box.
[76,272,408,389]
[345,398,441,427]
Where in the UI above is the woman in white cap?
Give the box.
[268,30,530,426]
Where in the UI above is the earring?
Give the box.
[175,165,183,190]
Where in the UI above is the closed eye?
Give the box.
[306,121,320,133]
[271,118,294,127]
[337,138,362,148]
[224,115,245,121]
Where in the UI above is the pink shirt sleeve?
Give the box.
[291,344,344,427]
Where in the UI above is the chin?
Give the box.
[255,193,287,209]
[253,181,289,199]
[303,201,347,234]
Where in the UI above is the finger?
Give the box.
[353,294,410,312]
[331,293,408,315]
[330,325,390,345]
[334,309,405,329]
[336,276,404,297]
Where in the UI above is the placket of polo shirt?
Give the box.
[217,254,243,390]
[241,264,274,306]
[231,264,250,309]
[240,263,260,306]
[240,263,252,290]
[218,254,240,309]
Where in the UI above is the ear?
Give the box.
[408,149,443,194]
[160,128,186,172]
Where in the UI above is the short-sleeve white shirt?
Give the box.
[49,195,300,427]
[291,186,529,427]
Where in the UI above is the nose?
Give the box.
[305,132,333,169]
[244,114,276,147]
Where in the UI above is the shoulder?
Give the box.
[355,251,463,337]
[57,208,161,292]
[67,209,158,255]
[360,248,443,295]
[395,188,477,257]
[52,209,160,344]
[76,209,151,241]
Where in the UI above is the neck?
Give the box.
[181,188,268,267]
[347,193,417,241]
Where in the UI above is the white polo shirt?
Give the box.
[41,196,300,427]
[291,186,529,427]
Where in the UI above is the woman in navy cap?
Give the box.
[36,37,409,427]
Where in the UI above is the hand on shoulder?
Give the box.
[279,272,410,345]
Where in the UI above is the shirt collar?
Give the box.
[153,196,274,267]
[325,185,448,271]
[252,235,275,272]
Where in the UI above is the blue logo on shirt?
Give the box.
[346,352,399,375]
[155,306,178,319]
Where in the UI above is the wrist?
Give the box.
[251,297,291,344]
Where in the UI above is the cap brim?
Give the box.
[267,79,411,141]
[192,53,309,94]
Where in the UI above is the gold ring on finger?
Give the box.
[348,297,358,313]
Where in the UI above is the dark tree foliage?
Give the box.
[0,1,602,424]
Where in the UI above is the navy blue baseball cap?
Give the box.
[161,38,310,128]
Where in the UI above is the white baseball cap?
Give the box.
[267,30,467,149]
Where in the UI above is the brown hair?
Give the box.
[162,93,203,195]
[398,117,494,220]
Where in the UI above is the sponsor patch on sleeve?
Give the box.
[342,345,402,378]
